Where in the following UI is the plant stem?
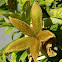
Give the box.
[0,24,14,27]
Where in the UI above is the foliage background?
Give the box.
[0,0,62,62]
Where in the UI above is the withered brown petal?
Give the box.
[31,1,42,35]
[46,48,57,57]
[37,30,56,42]
[5,37,33,54]
[30,37,40,61]
[9,16,35,37]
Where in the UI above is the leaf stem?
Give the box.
[0,24,14,27]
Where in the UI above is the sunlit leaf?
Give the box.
[10,52,17,62]
[40,58,48,62]
[59,59,62,62]
[3,16,11,23]
[49,8,62,19]
[0,0,5,6]
[50,24,58,31]
[30,0,54,5]
[18,0,27,11]
[0,53,7,62]
[0,47,8,62]
[4,27,15,34]
[50,17,62,25]
[31,1,42,34]
[37,30,55,42]
[5,37,33,53]
[0,57,5,62]
[29,57,32,62]
[19,51,27,62]
[30,0,35,4]
[9,16,35,37]
[30,38,40,61]
[39,0,54,5]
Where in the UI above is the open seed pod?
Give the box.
[27,35,57,61]
[42,37,57,57]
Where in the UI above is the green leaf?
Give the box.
[2,13,22,24]
[2,13,22,21]
[12,31,20,40]
[18,0,27,11]
[50,17,62,25]
[5,37,33,53]
[37,30,55,42]
[39,0,54,5]
[10,52,17,62]
[0,57,5,62]
[4,27,15,34]
[49,8,62,19]
[19,51,27,62]
[0,22,6,25]
[0,17,13,27]
[43,18,53,27]
[0,43,12,62]
[0,0,5,6]
[0,53,7,62]
[0,23,13,27]
[9,17,35,37]
[29,57,32,62]
[50,24,58,31]
[2,54,7,62]
[31,1,42,34]
[0,17,5,22]
[21,1,31,25]
[16,51,24,62]
[30,38,40,61]
[0,46,9,62]
[30,0,35,4]
[0,9,9,14]
[20,0,26,4]
[60,26,62,30]
[3,16,11,23]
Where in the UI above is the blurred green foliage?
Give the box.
[0,0,62,62]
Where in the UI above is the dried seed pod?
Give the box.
[42,38,57,57]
